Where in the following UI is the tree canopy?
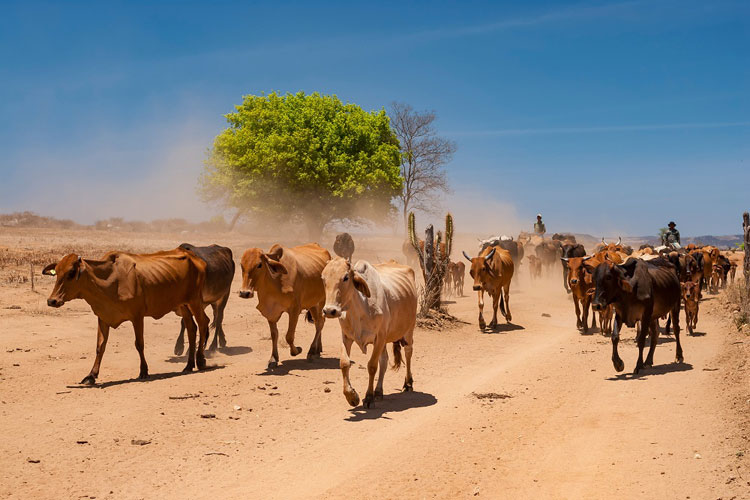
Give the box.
[200,92,403,238]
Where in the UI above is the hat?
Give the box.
[536,213,542,218]
[668,221,676,227]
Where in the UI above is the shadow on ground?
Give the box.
[67,365,226,389]
[606,362,693,381]
[345,390,438,422]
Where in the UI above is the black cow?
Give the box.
[591,258,682,375]
[174,243,235,355]
[333,233,355,261]
[561,243,586,293]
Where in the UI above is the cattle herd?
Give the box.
[39,230,742,408]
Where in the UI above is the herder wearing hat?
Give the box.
[534,213,546,237]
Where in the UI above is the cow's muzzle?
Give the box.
[472,285,481,291]
[322,306,341,318]
[570,278,578,285]
[47,298,63,308]
[238,290,254,299]
[591,302,603,312]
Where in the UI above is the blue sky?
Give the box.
[1,0,748,236]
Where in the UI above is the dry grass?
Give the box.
[725,281,750,332]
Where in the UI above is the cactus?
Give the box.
[408,212,454,313]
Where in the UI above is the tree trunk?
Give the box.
[228,209,245,232]
[423,225,442,311]
[743,212,749,288]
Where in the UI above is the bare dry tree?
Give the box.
[390,102,457,231]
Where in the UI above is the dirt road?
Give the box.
[1,242,748,499]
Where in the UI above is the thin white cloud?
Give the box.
[447,121,750,137]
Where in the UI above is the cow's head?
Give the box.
[591,258,651,311]
[681,280,699,303]
[321,257,370,318]
[238,247,287,299]
[42,253,85,307]
[561,255,592,287]
[463,247,496,292]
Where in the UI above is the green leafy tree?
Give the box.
[200,92,403,239]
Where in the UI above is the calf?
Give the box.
[561,243,586,293]
[173,243,234,355]
[681,280,700,335]
[451,261,466,297]
[591,258,682,374]
[527,255,542,281]
[463,246,514,329]
[321,258,417,408]
[239,243,330,368]
[333,233,355,261]
[561,255,595,333]
[42,249,210,384]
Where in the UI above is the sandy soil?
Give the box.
[0,229,748,499]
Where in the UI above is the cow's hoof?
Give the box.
[676,355,684,364]
[489,321,497,329]
[363,393,374,408]
[196,357,206,370]
[373,389,383,400]
[207,342,218,352]
[138,371,149,380]
[306,350,320,361]
[267,359,278,369]
[403,381,413,392]
[80,375,96,386]
[173,343,185,356]
[505,314,512,322]
[291,346,303,357]
[345,391,360,407]
[613,358,625,372]
[478,321,486,330]
[182,364,194,373]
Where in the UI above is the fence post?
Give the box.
[30,262,35,292]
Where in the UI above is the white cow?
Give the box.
[321,258,417,408]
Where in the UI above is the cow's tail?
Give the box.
[305,310,314,324]
[392,339,406,370]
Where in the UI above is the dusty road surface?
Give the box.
[0,229,748,499]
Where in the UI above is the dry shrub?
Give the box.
[725,282,750,332]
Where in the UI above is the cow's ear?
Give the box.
[42,263,57,276]
[114,256,139,301]
[266,259,288,275]
[352,272,371,298]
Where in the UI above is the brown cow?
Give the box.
[239,243,331,369]
[321,258,417,408]
[681,280,700,335]
[527,255,542,281]
[444,261,465,297]
[591,257,682,374]
[42,249,210,384]
[561,255,596,333]
[333,233,355,261]
[463,246,514,329]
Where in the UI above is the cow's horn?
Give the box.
[582,255,592,261]
[462,251,472,262]
[601,237,605,244]
[485,248,496,261]
[617,236,622,245]
[560,257,569,263]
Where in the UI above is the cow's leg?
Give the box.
[573,295,582,329]
[503,283,512,322]
[133,316,149,379]
[363,339,386,408]
[673,305,684,364]
[173,319,186,356]
[611,314,625,372]
[403,338,414,392]
[207,302,221,351]
[563,266,570,293]
[215,292,230,349]
[285,308,303,357]
[582,295,590,334]
[189,303,210,371]
[267,320,280,369]
[374,348,388,400]
[645,320,659,366]
[634,310,652,375]
[81,318,110,385]
[340,336,359,407]
[477,290,486,330]
[182,312,197,372]
[489,292,500,328]
[306,306,324,360]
